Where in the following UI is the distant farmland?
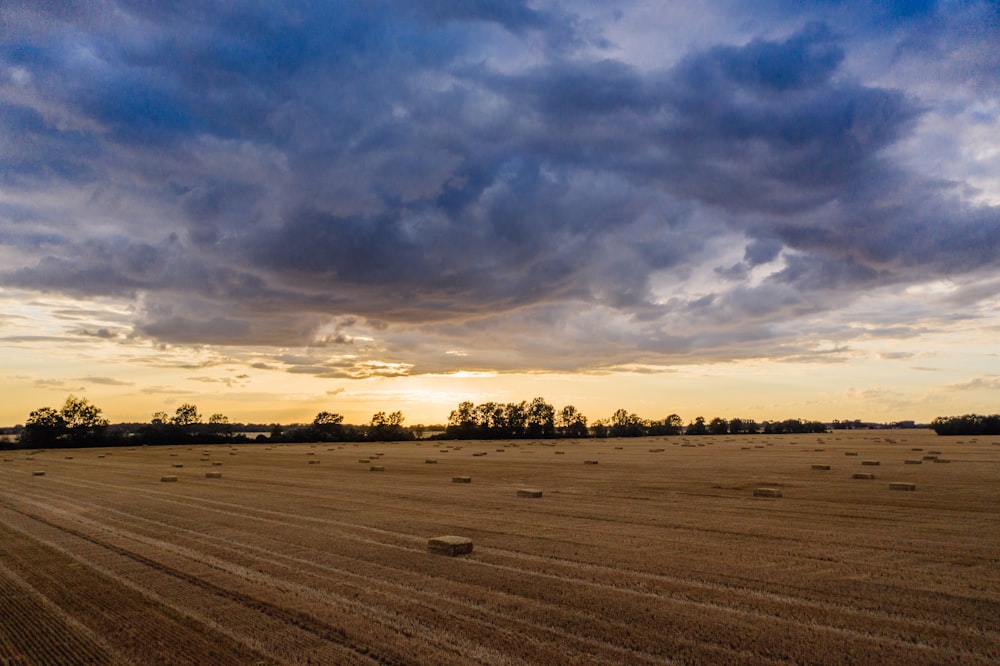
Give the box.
[2,430,998,664]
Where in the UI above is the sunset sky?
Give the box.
[2,1,998,427]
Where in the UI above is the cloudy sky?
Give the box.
[1,1,998,426]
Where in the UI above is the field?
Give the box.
[1,430,998,665]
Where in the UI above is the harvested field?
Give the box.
[1,429,998,665]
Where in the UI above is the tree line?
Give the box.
[10,396,415,449]
[16,394,976,451]
[444,399,826,439]
[930,414,1000,436]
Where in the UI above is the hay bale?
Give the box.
[845,451,858,456]
[172,463,184,468]
[495,449,505,452]
[212,461,222,466]
[889,482,916,491]
[904,459,922,465]
[753,487,782,498]
[205,472,222,479]
[932,458,951,463]
[929,450,942,455]
[370,465,385,471]
[923,455,938,460]
[199,457,210,462]
[911,448,923,452]
[517,489,543,498]
[308,459,320,465]
[427,535,473,556]
[861,460,880,466]
[452,476,472,483]
[554,451,565,455]
[852,473,876,480]
[358,458,370,463]
[584,460,599,465]
[32,470,45,477]
[614,446,624,450]
[425,459,438,464]
[160,475,178,482]
[811,464,831,470]
[64,456,73,460]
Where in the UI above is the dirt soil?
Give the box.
[1,430,998,664]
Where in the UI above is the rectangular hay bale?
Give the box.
[861,460,880,466]
[160,475,178,482]
[852,473,875,479]
[452,476,472,483]
[427,535,473,556]
[753,487,782,498]
[889,482,916,491]
[517,489,543,498]
[205,472,222,479]
[811,464,831,470]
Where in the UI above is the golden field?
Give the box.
[1,430,998,664]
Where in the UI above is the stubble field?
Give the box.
[1,429,998,665]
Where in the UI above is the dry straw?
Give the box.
[889,482,916,491]
[212,461,222,466]
[172,463,183,468]
[812,464,831,470]
[904,459,922,464]
[205,472,222,479]
[370,465,385,471]
[852,473,876,480]
[861,460,880,466]
[584,460,599,465]
[845,452,858,456]
[517,489,543,498]
[452,476,472,483]
[753,487,782,498]
[427,535,473,556]
[308,460,320,464]
[160,475,178,482]
[425,459,438,464]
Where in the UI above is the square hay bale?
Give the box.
[199,457,210,462]
[811,464,831,470]
[929,450,942,455]
[889,482,916,491]
[452,475,472,483]
[212,461,222,466]
[172,463,184,468]
[614,446,624,450]
[358,459,370,463]
[753,487,782,498]
[853,473,876,480]
[425,459,438,464]
[861,460,880,466]
[64,456,73,460]
[427,535,473,556]
[932,458,951,463]
[904,459,922,465]
[922,455,938,460]
[584,460,599,465]
[370,465,385,472]
[160,475,178,482]
[911,448,923,452]
[517,489,543,498]
[308,460,321,465]
[845,451,858,456]
[32,470,45,477]
[205,472,222,479]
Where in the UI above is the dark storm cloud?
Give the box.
[1,1,998,369]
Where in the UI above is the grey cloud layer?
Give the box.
[1,1,998,372]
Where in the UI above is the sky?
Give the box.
[1,1,999,427]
